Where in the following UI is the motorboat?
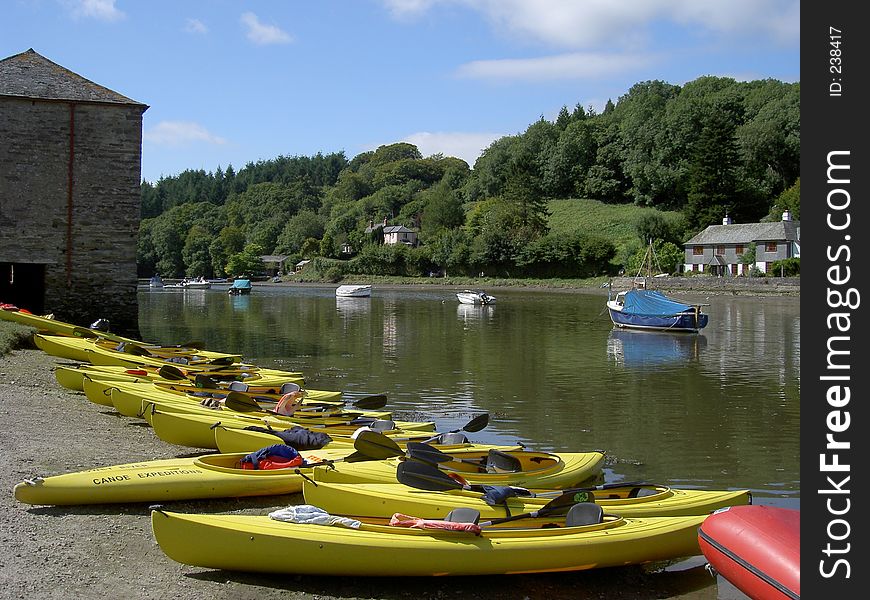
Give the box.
[149,275,164,288]
[456,290,496,305]
[335,284,372,298]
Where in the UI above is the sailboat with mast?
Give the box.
[606,241,709,333]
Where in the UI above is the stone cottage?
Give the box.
[0,49,148,337]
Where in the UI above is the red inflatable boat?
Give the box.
[699,505,800,600]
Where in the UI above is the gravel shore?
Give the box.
[1,344,728,600]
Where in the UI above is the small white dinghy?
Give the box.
[336,284,372,298]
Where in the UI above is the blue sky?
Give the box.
[2,0,799,184]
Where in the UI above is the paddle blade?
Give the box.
[405,441,452,464]
[353,430,404,460]
[462,413,489,433]
[158,365,187,380]
[224,391,262,412]
[350,394,388,410]
[396,460,464,491]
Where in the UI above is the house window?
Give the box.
[736,244,744,255]
[715,246,725,256]
[692,246,703,256]
[765,242,777,253]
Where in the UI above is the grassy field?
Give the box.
[547,198,684,266]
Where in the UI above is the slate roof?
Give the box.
[0,48,146,107]
[383,225,415,234]
[685,221,800,246]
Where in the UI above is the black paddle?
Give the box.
[224,390,388,413]
[404,441,522,471]
[389,413,489,443]
[396,459,650,499]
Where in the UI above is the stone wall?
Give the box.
[608,275,800,296]
[0,96,144,337]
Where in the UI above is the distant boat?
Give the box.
[227,279,252,295]
[165,277,211,290]
[456,290,496,305]
[149,275,164,288]
[335,284,372,298]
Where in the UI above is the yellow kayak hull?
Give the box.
[55,364,304,392]
[312,449,605,489]
[303,480,751,519]
[148,407,435,450]
[151,509,704,576]
[13,449,353,506]
[34,334,241,367]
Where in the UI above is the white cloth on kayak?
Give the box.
[269,504,361,529]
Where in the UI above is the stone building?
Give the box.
[0,49,148,337]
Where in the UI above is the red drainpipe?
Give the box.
[66,102,75,287]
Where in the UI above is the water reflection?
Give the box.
[229,294,251,311]
[335,296,370,318]
[606,328,706,369]
[456,302,495,324]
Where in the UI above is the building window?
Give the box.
[765,242,777,253]
[736,244,744,255]
[715,245,725,256]
[693,246,703,256]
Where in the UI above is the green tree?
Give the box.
[182,225,214,277]
[225,243,266,278]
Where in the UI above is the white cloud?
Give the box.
[401,131,506,166]
[456,52,652,82]
[184,18,208,35]
[68,0,125,22]
[144,121,227,147]
[240,12,293,45]
[381,0,799,47]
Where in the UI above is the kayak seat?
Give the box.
[629,487,658,498]
[228,381,248,392]
[370,420,396,432]
[485,450,522,473]
[435,432,469,445]
[445,507,481,525]
[565,503,604,527]
[280,382,301,394]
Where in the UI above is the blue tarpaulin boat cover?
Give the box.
[231,279,252,289]
[622,290,695,316]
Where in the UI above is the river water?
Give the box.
[139,284,800,510]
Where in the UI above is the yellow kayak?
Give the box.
[311,445,606,490]
[0,304,134,343]
[54,363,305,392]
[151,506,705,575]
[34,334,242,367]
[147,407,436,450]
[302,475,752,519]
[14,447,358,506]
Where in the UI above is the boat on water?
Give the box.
[165,277,211,290]
[335,284,372,298]
[606,241,708,333]
[227,278,252,295]
[456,290,496,305]
[149,275,164,288]
[699,505,800,600]
[150,506,706,576]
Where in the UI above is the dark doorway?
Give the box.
[0,263,46,314]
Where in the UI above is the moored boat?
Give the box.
[456,290,496,305]
[335,284,372,297]
[699,504,800,600]
[227,278,252,295]
[150,506,706,576]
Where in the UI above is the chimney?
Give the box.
[782,210,791,222]
[722,215,732,225]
